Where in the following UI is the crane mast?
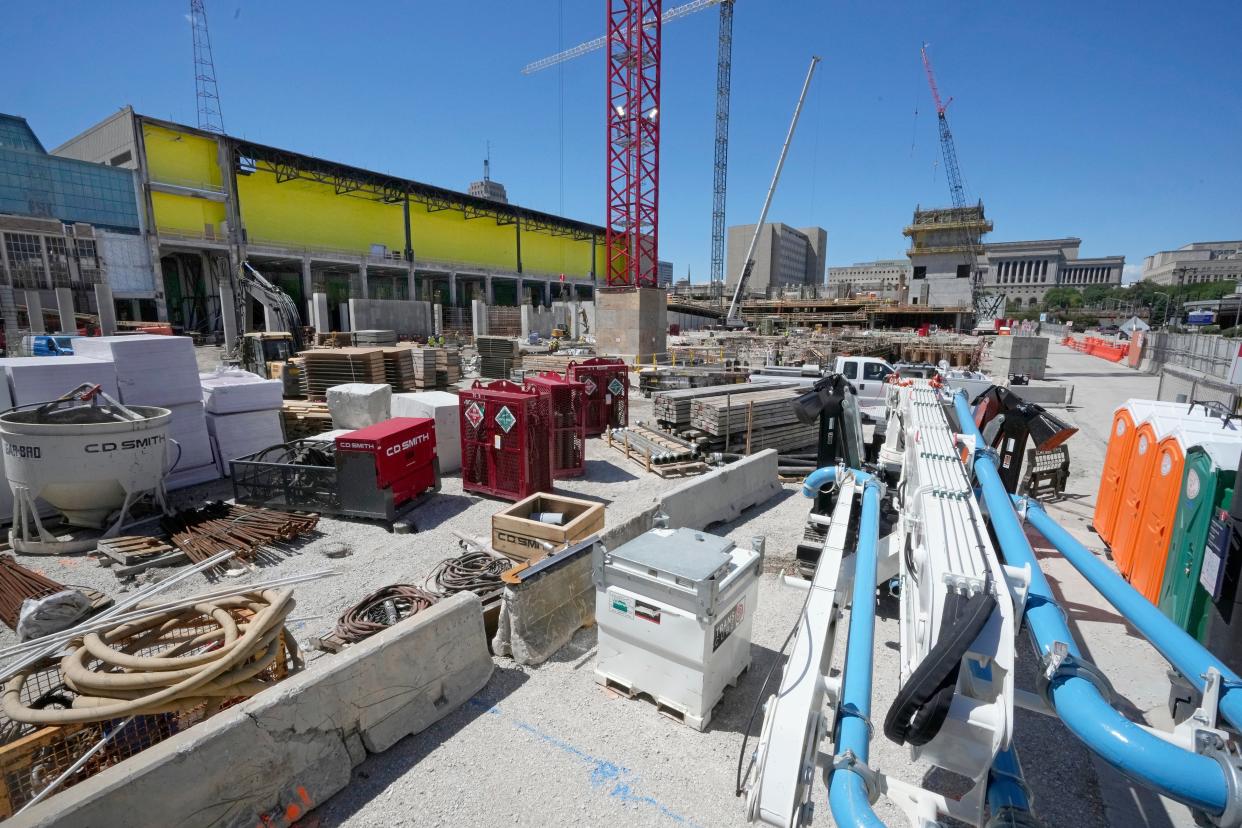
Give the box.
[709,0,734,302]
[189,0,225,134]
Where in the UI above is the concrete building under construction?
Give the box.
[903,203,991,307]
[53,107,605,334]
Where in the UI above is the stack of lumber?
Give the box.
[689,385,815,453]
[300,348,386,399]
[519,354,575,375]
[435,347,462,386]
[316,331,352,347]
[281,399,332,440]
[653,380,799,429]
[383,347,437,390]
[477,336,520,379]
[354,329,398,347]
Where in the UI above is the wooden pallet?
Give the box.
[605,429,708,478]
[95,536,174,566]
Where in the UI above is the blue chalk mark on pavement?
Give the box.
[468,697,705,827]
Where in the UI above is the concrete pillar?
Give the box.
[54,288,75,334]
[338,303,351,332]
[301,257,312,306]
[544,280,552,307]
[485,274,494,305]
[94,283,118,336]
[358,263,369,299]
[129,299,141,321]
[570,299,581,339]
[449,272,457,307]
[312,292,330,333]
[471,298,489,337]
[520,305,533,339]
[219,280,237,347]
[515,275,524,306]
[407,266,417,303]
[434,304,443,337]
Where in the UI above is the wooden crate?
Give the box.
[491,493,604,561]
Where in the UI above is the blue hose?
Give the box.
[1018,495,1242,734]
[804,466,886,827]
[953,392,1230,816]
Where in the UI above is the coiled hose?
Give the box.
[426,550,512,596]
[334,584,439,644]
[2,589,298,724]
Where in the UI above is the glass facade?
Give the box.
[0,115,140,231]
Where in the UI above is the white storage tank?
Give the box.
[593,527,762,730]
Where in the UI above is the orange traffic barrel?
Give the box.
[1128,425,1242,603]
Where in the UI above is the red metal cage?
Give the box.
[567,357,629,437]
[524,371,587,478]
[459,379,552,501]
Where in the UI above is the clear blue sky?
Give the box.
[3,1,1240,283]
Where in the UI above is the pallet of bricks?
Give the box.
[688,385,815,453]
[476,336,520,379]
[652,381,800,431]
[300,348,385,400]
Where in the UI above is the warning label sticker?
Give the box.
[495,405,517,433]
[608,377,625,397]
[465,401,484,430]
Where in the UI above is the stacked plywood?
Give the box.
[477,336,520,379]
[519,354,574,375]
[382,348,418,392]
[388,347,438,390]
[354,329,398,347]
[433,347,462,387]
[300,348,386,399]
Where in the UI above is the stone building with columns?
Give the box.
[53,107,603,334]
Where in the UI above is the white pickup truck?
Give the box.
[834,356,994,404]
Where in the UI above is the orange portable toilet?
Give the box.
[1112,412,1238,574]
[1128,425,1242,603]
[1095,401,1197,543]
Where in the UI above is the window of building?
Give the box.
[44,235,70,286]
[4,232,44,289]
[956,264,970,278]
[913,266,926,279]
[1041,259,1048,277]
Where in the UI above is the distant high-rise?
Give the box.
[725,223,827,296]
[468,152,508,204]
[657,260,674,288]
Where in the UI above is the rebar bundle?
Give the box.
[160,502,319,566]
[0,557,66,629]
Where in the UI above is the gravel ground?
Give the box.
[3,343,1203,826]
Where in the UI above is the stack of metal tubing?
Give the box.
[161,502,319,565]
[0,557,67,629]
[608,426,697,465]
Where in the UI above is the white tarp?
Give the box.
[200,367,283,414]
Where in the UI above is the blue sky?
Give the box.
[3,1,1240,283]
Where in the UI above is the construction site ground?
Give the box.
[2,338,1195,827]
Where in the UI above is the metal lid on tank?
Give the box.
[609,527,735,584]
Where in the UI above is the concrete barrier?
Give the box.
[1007,383,1072,406]
[16,592,493,828]
[494,549,593,665]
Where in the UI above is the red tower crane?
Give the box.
[605,0,662,287]
[920,44,966,209]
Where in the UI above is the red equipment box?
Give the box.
[567,357,629,437]
[335,418,439,517]
[524,371,587,478]
[459,380,552,501]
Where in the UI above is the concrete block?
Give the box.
[312,292,330,332]
[391,390,461,473]
[1007,383,1071,405]
[595,287,666,360]
[16,592,492,828]
[493,547,594,665]
[24,291,45,334]
[326,382,391,430]
[54,287,74,334]
[658,449,781,530]
[472,298,489,336]
[93,283,117,336]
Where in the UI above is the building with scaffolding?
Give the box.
[53,107,604,335]
[903,203,991,307]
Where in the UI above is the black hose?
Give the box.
[883,588,997,747]
[427,550,512,596]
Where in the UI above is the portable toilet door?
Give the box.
[1111,413,1196,574]
[1094,400,1222,543]
[1158,442,1241,641]
[1129,424,1242,603]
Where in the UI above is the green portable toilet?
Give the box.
[1158,441,1241,641]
